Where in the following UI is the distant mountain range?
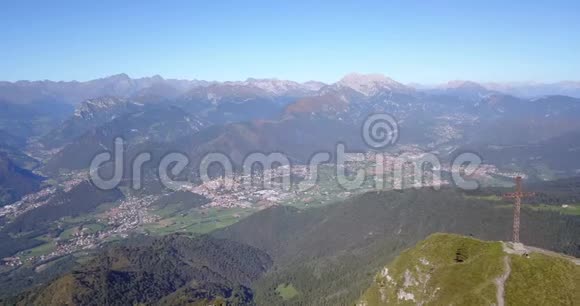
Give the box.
[0,74,203,105]
[1,72,580,206]
[0,74,325,107]
[420,80,580,98]
[1,72,579,305]
[2,74,579,105]
[1,72,572,183]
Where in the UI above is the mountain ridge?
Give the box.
[358,233,580,305]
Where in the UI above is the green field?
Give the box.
[144,206,257,235]
[526,204,580,216]
[23,241,56,258]
[464,194,504,202]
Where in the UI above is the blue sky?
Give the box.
[1,0,579,83]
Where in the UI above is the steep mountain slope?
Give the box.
[42,105,206,174]
[0,153,43,206]
[180,118,366,165]
[40,97,146,149]
[284,73,422,121]
[175,80,318,124]
[358,233,580,305]
[12,234,272,305]
[0,74,174,139]
[43,115,367,188]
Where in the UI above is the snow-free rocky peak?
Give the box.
[221,78,322,96]
[74,97,138,119]
[337,73,410,96]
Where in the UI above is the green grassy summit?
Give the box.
[358,233,504,305]
[358,233,580,306]
[506,252,580,305]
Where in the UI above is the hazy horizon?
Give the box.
[2,72,580,86]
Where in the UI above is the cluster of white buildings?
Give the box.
[187,172,296,209]
[0,256,22,267]
[0,187,57,218]
[104,195,160,230]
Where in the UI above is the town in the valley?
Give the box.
[0,149,520,268]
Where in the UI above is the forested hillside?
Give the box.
[9,235,272,305]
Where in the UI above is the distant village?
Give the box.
[1,149,521,267]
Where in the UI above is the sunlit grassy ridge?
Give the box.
[359,233,580,306]
[506,252,580,305]
[359,233,504,305]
